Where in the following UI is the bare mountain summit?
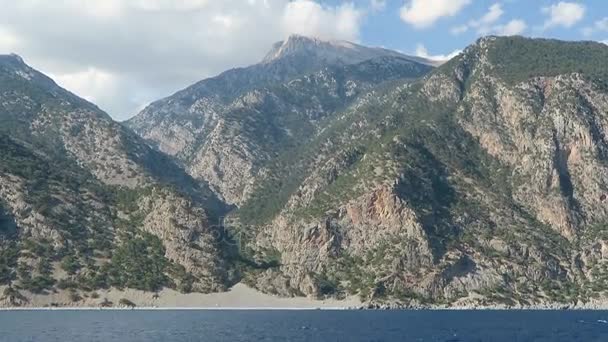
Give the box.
[262,34,437,66]
[126,35,434,205]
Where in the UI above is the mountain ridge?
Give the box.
[126,36,435,205]
[0,55,232,305]
[229,35,608,306]
[126,35,431,131]
[261,34,438,66]
[3,35,608,308]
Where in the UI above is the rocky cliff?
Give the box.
[0,54,228,306]
[4,36,608,308]
[126,35,434,205]
[233,36,608,307]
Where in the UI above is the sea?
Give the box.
[1,310,608,341]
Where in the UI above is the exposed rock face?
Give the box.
[262,34,437,66]
[0,54,227,299]
[126,36,433,205]
[4,35,608,308]
[135,188,227,292]
[459,72,608,238]
[231,37,608,307]
[33,107,147,187]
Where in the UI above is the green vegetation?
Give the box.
[0,59,224,299]
[166,263,195,293]
[113,186,153,216]
[237,92,387,225]
[107,231,168,292]
[438,36,608,89]
[314,272,343,298]
[0,134,116,287]
[2,36,608,305]
[2,286,27,305]
[15,239,57,293]
[334,253,374,297]
[68,290,82,302]
[20,259,55,293]
[0,156,192,295]
[236,36,598,304]
[0,241,18,285]
[0,204,16,237]
[237,59,436,225]
[60,255,81,275]
[484,37,608,85]
[581,222,608,244]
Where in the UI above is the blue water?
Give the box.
[1,310,608,341]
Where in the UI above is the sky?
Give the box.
[0,0,606,121]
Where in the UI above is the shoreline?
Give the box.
[0,283,362,310]
[2,306,608,311]
[3,283,608,311]
[0,307,353,311]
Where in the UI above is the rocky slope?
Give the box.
[126,35,434,205]
[230,36,608,307]
[0,54,229,306]
[261,34,438,66]
[5,35,608,308]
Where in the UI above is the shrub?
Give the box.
[108,232,168,292]
[119,298,136,308]
[68,290,82,302]
[60,255,81,275]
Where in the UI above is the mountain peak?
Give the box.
[262,34,344,63]
[0,53,26,66]
[285,34,323,44]
[280,34,359,49]
[262,34,434,66]
[0,53,39,82]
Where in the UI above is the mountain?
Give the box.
[230,36,608,307]
[261,34,437,66]
[0,54,230,305]
[128,35,608,307]
[126,35,434,205]
[5,35,608,308]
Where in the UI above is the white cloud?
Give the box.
[598,18,608,31]
[582,17,608,37]
[400,0,471,29]
[50,68,117,103]
[0,0,366,120]
[450,3,524,36]
[282,1,363,41]
[132,0,210,12]
[0,26,19,51]
[16,0,211,16]
[50,67,152,118]
[470,3,503,29]
[370,0,386,12]
[495,19,527,36]
[450,24,468,35]
[602,40,608,45]
[415,44,461,61]
[542,2,585,29]
[455,3,503,35]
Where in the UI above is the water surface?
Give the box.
[1,310,608,341]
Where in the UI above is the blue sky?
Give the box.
[0,0,605,119]
[349,0,607,58]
